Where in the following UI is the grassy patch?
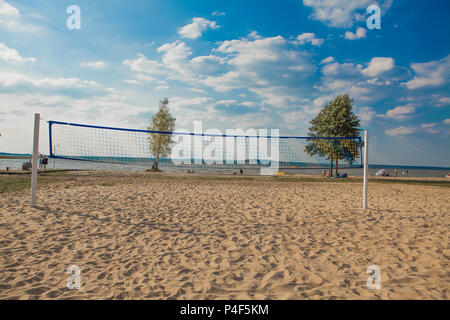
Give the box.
[270,176,361,183]
[0,175,63,194]
[38,170,71,176]
[146,168,162,172]
[371,179,449,188]
[145,173,358,183]
[0,155,30,159]
[0,177,31,194]
[146,173,449,187]
[1,170,447,195]
[0,169,77,176]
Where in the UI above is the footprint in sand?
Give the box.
[46,290,63,298]
[26,287,49,296]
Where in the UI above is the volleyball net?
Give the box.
[48,121,363,169]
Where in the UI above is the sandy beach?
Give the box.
[0,172,448,299]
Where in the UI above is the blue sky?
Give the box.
[0,0,449,166]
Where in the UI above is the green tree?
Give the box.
[148,98,176,170]
[304,94,361,176]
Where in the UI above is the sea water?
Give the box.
[1,158,449,178]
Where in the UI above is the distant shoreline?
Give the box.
[0,155,449,170]
[0,155,30,159]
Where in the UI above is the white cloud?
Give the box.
[216,36,285,66]
[357,106,378,123]
[80,61,106,70]
[212,11,225,17]
[188,88,206,94]
[349,85,371,99]
[0,43,35,62]
[292,33,324,46]
[37,77,101,89]
[157,41,222,83]
[385,105,415,120]
[0,71,100,89]
[248,31,261,39]
[189,54,225,75]
[249,87,302,108]
[444,119,450,125]
[381,0,394,12]
[204,34,315,93]
[190,55,224,65]
[320,56,334,64]
[123,53,166,75]
[215,100,236,106]
[178,17,219,39]
[0,92,149,154]
[280,107,320,130]
[167,97,221,128]
[316,56,401,104]
[344,27,367,40]
[302,0,371,27]
[421,123,435,128]
[366,77,391,86]
[317,79,353,91]
[227,112,276,130]
[361,57,394,77]
[240,101,256,107]
[385,126,415,136]
[405,55,450,90]
[155,85,169,90]
[169,97,214,115]
[201,71,242,92]
[121,74,155,86]
[0,0,19,17]
[0,0,41,32]
[303,0,394,27]
[435,96,450,106]
[321,61,362,76]
[124,33,316,109]
[0,71,106,99]
[124,44,222,85]
[158,41,192,72]
[123,79,141,85]
[0,72,28,86]
[136,74,156,82]
[421,122,439,134]
[312,95,332,108]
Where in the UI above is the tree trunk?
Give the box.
[335,158,339,176]
[329,155,334,177]
[152,153,160,169]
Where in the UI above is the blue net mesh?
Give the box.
[49,121,363,169]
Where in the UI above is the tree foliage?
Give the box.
[148,98,176,170]
[304,94,361,176]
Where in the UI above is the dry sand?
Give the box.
[0,172,448,299]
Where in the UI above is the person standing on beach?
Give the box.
[42,155,48,170]
[394,168,398,177]
[406,170,409,177]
